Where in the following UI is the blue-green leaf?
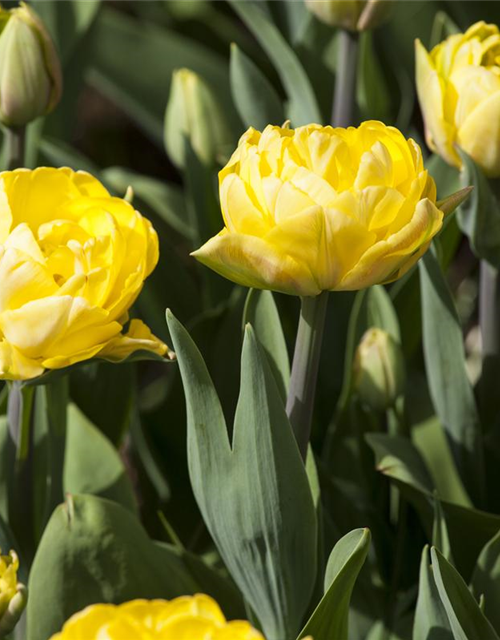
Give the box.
[167,311,317,640]
[229,1,321,125]
[299,528,371,640]
[230,43,285,130]
[419,248,484,506]
[457,150,500,268]
[242,289,290,402]
[471,530,500,635]
[413,545,453,640]
[431,547,500,640]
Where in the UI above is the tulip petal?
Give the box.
[0,340,43,380]
[458,90,500,176]
[266,205,376,290]
[0,247,58,312]
[415,39,461,169]
[339,198,443,290]
[192,231,321,296]
[98,319,169,362]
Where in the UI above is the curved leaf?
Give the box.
[229,1,321,125]
[299,528,371,640]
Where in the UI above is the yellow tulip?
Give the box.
[305,0,392,32]
[416,21,500,177]
[0,550,27,635]
[193,121,443,296]
[0,167,169,380]
[49,594,265,640]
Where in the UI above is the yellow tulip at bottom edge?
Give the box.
[50,594,314,640]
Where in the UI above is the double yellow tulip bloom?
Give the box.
[193,121,443,296]
[0,168,167,380]
[416,21,500,177]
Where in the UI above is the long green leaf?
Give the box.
[230,43,285,130]
[419,248,484,506]
[64,404,137,513]
[167,311,317,640]
[229,1,321,125]
[413,545,452,640]
[471,530,500,635]
[457,150,500,268]
[88,7,239,144]
[242,289,290,402]
[431,547,499,640]
[299,528,371,640]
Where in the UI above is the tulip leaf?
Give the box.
[366,433,434,495]
[242,289,290,402]
[366,284,401,342]
[432,495,453,563]
[63,403,137,513]
[230,43,285,130]
[299,528,371,640]
[27,494,242,640]
[88,7,239,144]
[419,247,484,506]
[471,530,500,635]
[431,547,500,640]
[229,0,321,126]
[457,150,500,268]
[26,494,197,640]
[167,310,317,640]
[35,0,101,63]
[366,432,500,578]
[413,545,453,640]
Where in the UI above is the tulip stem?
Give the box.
[479,261,500,430]
[286,291,329,461]
[6,126,26,170]
[7,381,36,562]
[332,29,359,128]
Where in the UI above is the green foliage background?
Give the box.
[1,1,500,639]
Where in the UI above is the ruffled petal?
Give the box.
[192,231,321,296]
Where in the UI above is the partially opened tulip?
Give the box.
[416,21,500,177]
[49,594,265,640]
[0,167,169,380]
[305,0,392,32]
[193,121,448,297]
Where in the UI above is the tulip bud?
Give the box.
[0,2,62,127]
[0,550,27,637]
[164,68,232,169]
[305,0,392,31]
[353,328,405,411]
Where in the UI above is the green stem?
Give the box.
[480,261,500,358]
[6,126,26,171]
[7,381,35,562]
[286,291,329,461]
[332,29,359,128]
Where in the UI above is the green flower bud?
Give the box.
[305,0,392,32]
[0,550,27,637]
[353,328,405,411]
[0,2,62,127]
[164,68,232,169]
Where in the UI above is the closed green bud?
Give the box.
[305,0,392,31]
[164,68,232,169]
[353,328,405,411]
[0,2,62,127]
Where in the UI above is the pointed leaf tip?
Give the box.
[437,186,473,217]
